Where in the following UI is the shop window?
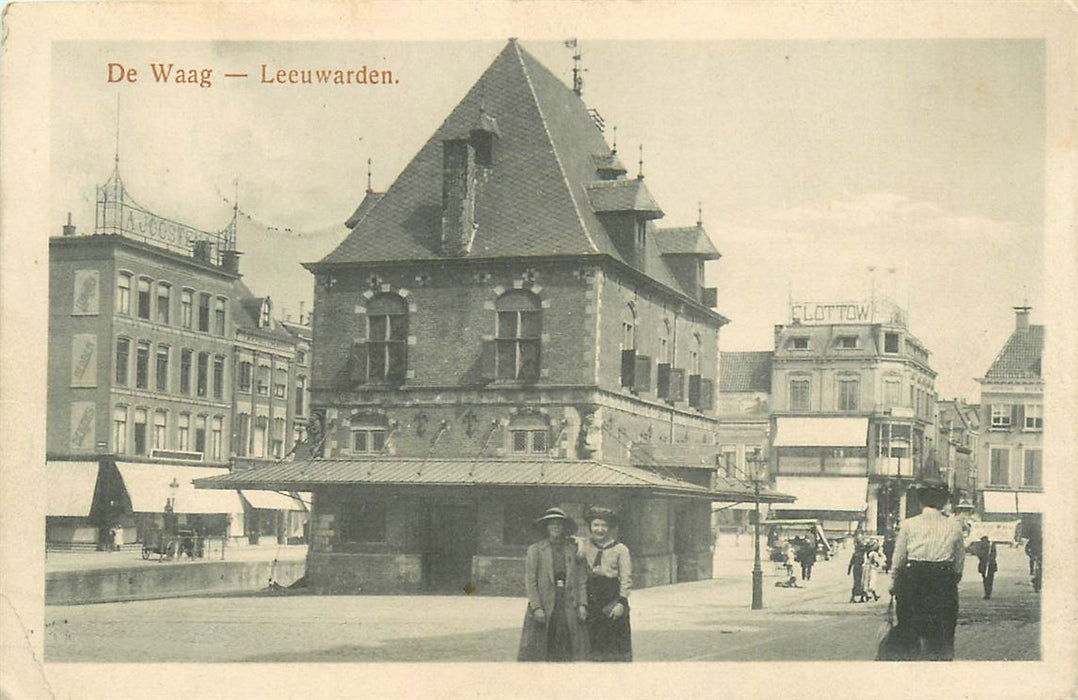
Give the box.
[495,291,540,381]
[338,498,387,544]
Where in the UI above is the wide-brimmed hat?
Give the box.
[912,478,949,496]
[532,507,577,535]
[583,506,618,526]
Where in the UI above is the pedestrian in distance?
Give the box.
[784,544,797,580]
[517,507,589,662]
[1024,526,1042,592]
[972,536,998,599]
[848,542,868,603]
[864,541,885,602]
[882,528,897,573]
[797,537,817,581]
[576,506,632,662]
[888,478,966,661]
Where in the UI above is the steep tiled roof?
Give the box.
[343,191,384,230]
[230,279,294,342]
[315,40,703,301]
[719,351,773,393]
[655,225,720,259]
[586,179,663,218]
[984,325,1044,381]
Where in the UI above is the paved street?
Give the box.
[44,541,1039,663]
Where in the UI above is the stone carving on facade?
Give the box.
[579,407,603,458]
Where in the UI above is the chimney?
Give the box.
[192,240,214,264]
[1014,305,1031,331]
[62,212,76,237]
[440,138,477,257]
[220,249,242,275]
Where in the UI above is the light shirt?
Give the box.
[575,537,632,598]
[891,508,965,578]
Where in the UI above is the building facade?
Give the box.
[198,40,789,594]
[714,351,773,531]
[977,306,1044,530]
[768,299,937,535]
[46,170,308,548]
[934,398,980,510]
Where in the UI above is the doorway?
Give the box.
[421,502,478,593]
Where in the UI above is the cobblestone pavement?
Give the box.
[44,540,1039,662]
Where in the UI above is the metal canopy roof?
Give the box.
[194,458,794,503]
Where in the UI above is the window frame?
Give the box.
[154,345,170,392]
[152,409,168,451]
[1023,403,1043,431]
[115,337,131,386]
[837,375,860,411]
[990,404,1012,430]
[989,447,1010,486]
[136,277,152,320]
[788,377,811,411]
[350,427,387,454]
[180,288,194,328]
[495,291,541,382]
[155,282,171,325]
[135,341,151,390]
[112,405,128,454]
[366,294,409,383]
[116,272,132,315]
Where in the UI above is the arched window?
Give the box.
[495,291,541,381]
[366,294,408,382]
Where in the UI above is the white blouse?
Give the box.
[575,537,632,599]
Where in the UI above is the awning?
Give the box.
[116,462,243,514]
[773,417,869,447]
[771,476,868,512]
[983,490,1045,514]
[241,489,306,511]
[46,461,99,517]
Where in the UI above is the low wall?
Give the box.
[307,552,423,594]
[472,555,524,596]
[46,559,306,606]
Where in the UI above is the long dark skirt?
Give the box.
[850,564,865,599]
[586,575,632,662]
[518,587,574,662]
[893,564,959,661]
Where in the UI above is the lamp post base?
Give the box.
[751,569,763,609]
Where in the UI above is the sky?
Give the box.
[51,39,1045,401]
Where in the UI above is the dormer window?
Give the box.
[259,299,271,328]
[790,337,810,351]
[884,332,900,353]
[836,335,858,349]
[471,130,493,167]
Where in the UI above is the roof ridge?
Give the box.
[513,42,600,254]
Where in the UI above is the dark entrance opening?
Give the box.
[421,501,478,593]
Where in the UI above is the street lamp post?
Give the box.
[747,448,764,610]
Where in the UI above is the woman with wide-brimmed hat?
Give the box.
[577,506,633,662]
[517,507,589,662]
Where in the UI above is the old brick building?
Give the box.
[46,168,308,548]
[977,306,1043,530]
[199,40,788,594]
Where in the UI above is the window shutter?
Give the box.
[1015,404,1025,429]
[1011,404,1020,428]
[634,355,652,393]
[700,378,714,411]
[984,404,992,425]
[349,342,368,385]
[621,348,636,389]
[480,338,496,382]
[688,374,702,408]
[657,363,671,399]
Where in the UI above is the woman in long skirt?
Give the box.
[848,543,867,603]
[576,507,632,662]
[518,507,589,662]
